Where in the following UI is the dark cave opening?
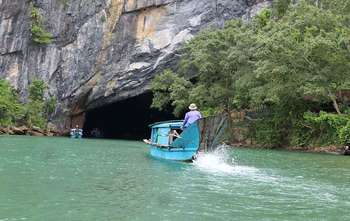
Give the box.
[83,93,177,140]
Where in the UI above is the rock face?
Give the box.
[0,0,271,130]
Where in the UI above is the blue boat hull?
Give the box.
[70,134,82,139]
[150,147,197,161]
[147,121,200,161]
[146,115,228,161]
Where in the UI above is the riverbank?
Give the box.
[285,146,347,155]
[229,141,350,156]
[1,131,349,156]
[0,125,60,137]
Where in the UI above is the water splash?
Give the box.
[192,145,236,174]
[193,145,260,176]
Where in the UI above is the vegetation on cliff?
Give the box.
[0,81,24,126]
[30,4,53,45]
[151,0,350,148]
[0,80,56,129]
[25,80,56,128]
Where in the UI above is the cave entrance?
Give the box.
[83,93,177,140]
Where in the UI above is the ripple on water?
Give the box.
[1,136,350,221]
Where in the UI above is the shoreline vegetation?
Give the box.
[231,142,347,155]
[0,125,59,137]
[0,79,58,136]
[150,0,350,155]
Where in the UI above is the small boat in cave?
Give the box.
[70,128,83,139]
[144,116,228,161]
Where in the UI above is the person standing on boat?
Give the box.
[182,103,202,129]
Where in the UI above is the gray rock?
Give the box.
[0,0,271,131]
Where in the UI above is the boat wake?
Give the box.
[192,145,259,176]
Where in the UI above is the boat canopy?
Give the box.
[148,120,183,129]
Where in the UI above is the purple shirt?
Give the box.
[183,110,202,128]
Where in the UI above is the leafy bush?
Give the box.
[101,15,106,23]
[302,111,350,145]
[252,119,284,147]
[25,80,56,128]
[30,5,53,44]
[0,79,57,129]
[339,121,350,144]
[151,69,192,117]
[255,9,272,27]
[0,80,24,126]
[272,0,291,18]
[25,100,46,128]
[151,0,350,148]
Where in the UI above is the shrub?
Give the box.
[101,15,106,23]
[339,121,350,144]
[0,80,24,126]
[150,0,350,148]
[302,111,350,145]
[30,5,53,44]
[25,80,57,128]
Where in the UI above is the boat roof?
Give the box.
[148,120,183,128]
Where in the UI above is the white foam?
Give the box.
[193,152,235,174]
[193,146,240,174]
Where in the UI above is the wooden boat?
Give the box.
[144,120,200,161]
[144,115,228,161]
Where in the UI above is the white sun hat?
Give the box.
[188,103,198,110]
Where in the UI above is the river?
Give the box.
[0,136,349,221]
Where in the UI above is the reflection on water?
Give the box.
[0,136,349,221]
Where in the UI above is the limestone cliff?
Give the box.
[0,0,271,130]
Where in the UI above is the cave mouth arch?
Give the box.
[83,92,178,140]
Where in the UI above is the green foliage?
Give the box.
[25,80,56,128]
[30,5,53,44]
[272,0,291,18]
[300,112,350,145]
[151,70,192,116]
[186,20,255,113]
[242,1,350,146]
[339,121,350,144]
[0,79,57,129]
[26,100,46,128]
[151,0,350,147]
[59,0,69,8]
[304,112,349,130]
[0,80,24,126]
[101,15,106,23]
[255,9,272,26]
[44,97,57,121]
[306,0,350,14]
[251,2,350,113]
[28,79,46,101]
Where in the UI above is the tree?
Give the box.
[151,69,192,116]
[25,80,56,128]
[151,0,350,147]
[152,20,256,116]
[252,1,350,114]
[0,80,24,126]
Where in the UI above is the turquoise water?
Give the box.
[0,136,349,221]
